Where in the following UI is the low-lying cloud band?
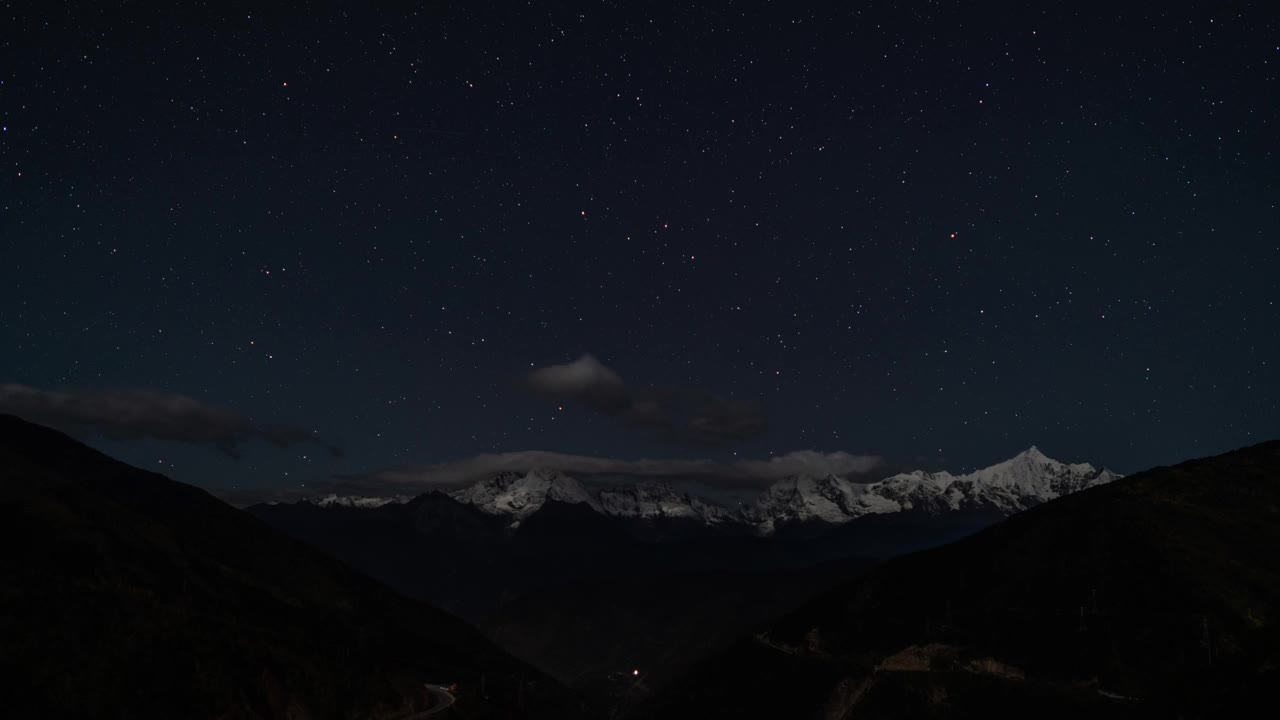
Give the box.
[335,448,883,494]
[0,383,340,458]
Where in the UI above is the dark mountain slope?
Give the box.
[0,415,581,719]
[250,493,512,617]
[643,439,1280,719]
[254,496,879,699]
[484,554,874,694]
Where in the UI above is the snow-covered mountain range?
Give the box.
[449,469,601,523]
[742,446,1119,533]
[436,446,1120,532]
[308,493,414,509]
[300,448,1118,533]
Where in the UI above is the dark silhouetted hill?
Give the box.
[0,415,583,719]
[641,439,1280,719]
[254,495,881,701]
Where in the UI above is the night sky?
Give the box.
[2,1,1277,498]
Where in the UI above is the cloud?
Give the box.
[339,448,883,496]
[525,354,766,445]
[527,354,630,414]
[0,383,340,458]
[214,448,884,506]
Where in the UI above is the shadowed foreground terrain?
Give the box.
[252,494,892,696]
[0,415,583,719]
[641,439,1280,719]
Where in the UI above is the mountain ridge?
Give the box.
[302,447,1120,534]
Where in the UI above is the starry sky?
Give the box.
[2,1,1277,498]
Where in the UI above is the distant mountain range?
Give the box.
[300,447,1120,535]
[8,411,1274,719]
[251,447,1119,700]
[742,446,1119,532]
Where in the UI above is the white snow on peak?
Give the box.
[596,481,729,524]
[322,446,1120,534]
[952,446,1114,512]
[309,494,412,509]
[451,473,729,526]
[449,468,599,525]
[862,469,962,513]
[745,474,862,530]
[744,447,1120,531]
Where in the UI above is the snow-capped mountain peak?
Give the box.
[745,447,1120,531]
[861,469,962,513]
[952,446,1114,512]
[306,446,1119,536]
[450,468,599,525]
[596,481,729,524]
[451,473,728,527]
[307,493,412,509]
[746,474,860,530]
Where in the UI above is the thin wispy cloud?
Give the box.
[526,354,766,445]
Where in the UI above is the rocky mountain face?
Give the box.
[450,469,600,525]
[595,481,732,525]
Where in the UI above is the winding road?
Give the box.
[403,684,456,718]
